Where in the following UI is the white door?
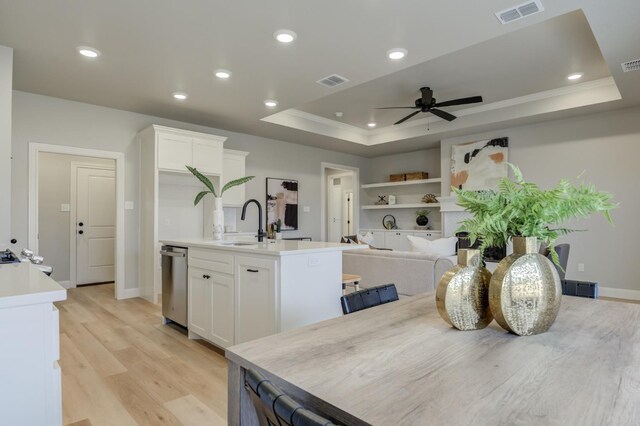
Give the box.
[327,179,343,242]
[76,167,116,285]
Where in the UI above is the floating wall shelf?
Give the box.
[361,177,442,189]
[361,203,441,210]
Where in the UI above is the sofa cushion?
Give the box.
[407,235,457,256]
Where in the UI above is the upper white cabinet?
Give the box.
[157,132,193,172]
[156,127,225,175]
[222,149,250,207]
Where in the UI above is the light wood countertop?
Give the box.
[226,293,640,425]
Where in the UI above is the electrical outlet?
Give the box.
[308,256,320,266]
[303,206,310,213]
[60,204,70,212]
[578,263,585,272]
[125,201,134,210]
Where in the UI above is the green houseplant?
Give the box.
[452,164,616,336]
[187,165,255,240]
[186,166,255,206]
[415,209,431,227]
[453,164,615,265]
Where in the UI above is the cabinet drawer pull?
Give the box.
[246,269,259,273]
[202,274,211,279]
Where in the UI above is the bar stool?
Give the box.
[342,274,361,295]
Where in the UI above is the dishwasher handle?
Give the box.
[160,250,186,258]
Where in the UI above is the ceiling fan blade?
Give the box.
[421,87,433,106]
[394,110,422,125]
[375,106,419,109]
[434,96,483,108]
[429,108,457,122]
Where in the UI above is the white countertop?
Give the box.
[160,238,368,256]
[0,262,67,309]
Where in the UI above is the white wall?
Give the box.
[11,91,367,290]
[37,153,114,282]
[0,46,12,246]
[440,106,640,292]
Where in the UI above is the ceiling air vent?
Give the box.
[317,74,349,88]
[621,59,640,73]
[496,0,544,24]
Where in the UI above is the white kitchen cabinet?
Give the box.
[235,256,277,345]
[209,272,234,347]
[188,267,211,338]
[193,138,224,175]
[157,132,193,172]
[222,149,249,207]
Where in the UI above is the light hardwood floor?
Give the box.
[56,284,228,426]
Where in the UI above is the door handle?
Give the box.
[246,269,259,273]
[78,230,84,235]
[160,250,186,258]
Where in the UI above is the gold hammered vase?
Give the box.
[489,236,562,336]
[436,249,493,331]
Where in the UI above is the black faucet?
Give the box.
[241,199,267,242]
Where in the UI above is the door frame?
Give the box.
[69,162,116,288]
[28,143,127,299]
[320,162,359,242]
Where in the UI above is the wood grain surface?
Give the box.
[227,293,640,425]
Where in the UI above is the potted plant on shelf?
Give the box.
[415,209,431,227]
[187,166,255,240]
[453,164,615,336]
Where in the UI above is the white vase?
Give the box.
[212,197,224,241]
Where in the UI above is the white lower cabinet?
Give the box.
[235,256,277,345]
[361,230,443,251]
[385,231,414,251]
[209,272,234,348]
[188,266,234,348]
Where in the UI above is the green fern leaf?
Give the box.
[186,166,217,197]
[221,176,255,195]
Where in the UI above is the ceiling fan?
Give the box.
[376,87,483,125]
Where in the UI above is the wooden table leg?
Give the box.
[228,360,259,426]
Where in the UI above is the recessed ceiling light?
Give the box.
[264,100,278,107]
[387,48,407,60]
[172,92,188,100]
[215,69,232,79]
[77,46,101,58]
[274,30,297,43]
[567,73,583,81]
[367,122,377,128]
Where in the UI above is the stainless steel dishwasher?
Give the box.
[160,245,188,327]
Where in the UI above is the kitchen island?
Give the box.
[226,293,640,425]
[0,261,67,425]
[160,238,366,348]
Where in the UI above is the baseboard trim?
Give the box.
[599,286,640,301]
[120,287,141,299]
[56,280,72,289]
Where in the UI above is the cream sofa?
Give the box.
[342,249,456,296]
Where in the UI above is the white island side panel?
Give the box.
[279,251,343,332]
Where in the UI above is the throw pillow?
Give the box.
[407,235,458,256]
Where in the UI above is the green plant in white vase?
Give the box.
[187,166,255,240]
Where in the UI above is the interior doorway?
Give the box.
[28,143,126,299]
[321,163,359,243]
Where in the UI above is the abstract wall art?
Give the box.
[450,137,509,192]
[266,178,298,231]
